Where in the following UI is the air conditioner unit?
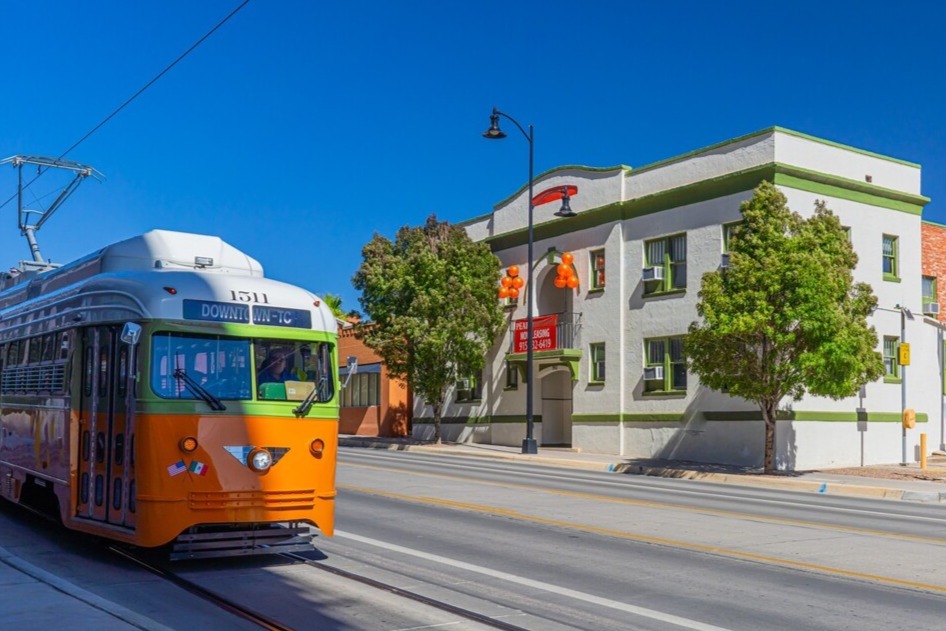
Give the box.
[923,302,941,316]
[643,366,664,381]
[720,253,731,268]
[456,379,470,390]
[642,266,664,281]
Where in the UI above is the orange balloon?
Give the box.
[557,263,570,277]
[501,276,513,288]
[562,252,574,265]
[508,265,519,277]
[498,286,510,299]
[509,287,520,298]
[512,276,524,289]
[567,275,579,289]
[554,275,567,289]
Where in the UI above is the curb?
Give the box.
[0,546,173,631]
[339,438,946,503]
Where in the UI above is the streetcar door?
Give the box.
[76,326,131,526]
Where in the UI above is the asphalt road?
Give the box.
[325,447,946,631]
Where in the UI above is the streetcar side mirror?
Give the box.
[120,322,142,346]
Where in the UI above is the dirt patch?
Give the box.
[820,464,946,483]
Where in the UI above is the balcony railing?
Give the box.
[509,312,581,354]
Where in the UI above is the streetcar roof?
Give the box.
[0,230,338,336]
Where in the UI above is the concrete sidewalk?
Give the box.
[338,435,946,504]
[0,546,171,631]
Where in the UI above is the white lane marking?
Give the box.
[335,530,736,631]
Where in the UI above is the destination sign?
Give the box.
[252,305,312,329]
[183,299,250,323]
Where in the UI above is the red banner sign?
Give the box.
[514,314,558,353]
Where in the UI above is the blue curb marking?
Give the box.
[819,483,827,494]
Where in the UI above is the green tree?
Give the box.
[686,182,884,473]
[322,293,345,318]
[353,215,505,443]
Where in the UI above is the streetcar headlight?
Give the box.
[248,448,273,472]
[179,436,198,453]
[310,438,325,458]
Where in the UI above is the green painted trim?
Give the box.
[572,414,623,423]
[883,274,902,283]
[587,380,605,387]
[484,160,927,253]
[772,168,928,214]
[412,415,542,425]
[506,348,583,381]
[922,219,946,229]
[624,413,686,422]
[643,288,686,299]
[702,410,927,422]
[641,390,687,397]
[587,287,605,295]
[136,400,338,418]
[884,376,903,384]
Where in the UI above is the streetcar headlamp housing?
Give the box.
[310,438,325,458]
[179,436,198,453]
[248,448,273,472]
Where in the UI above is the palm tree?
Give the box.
[322,293,345,318]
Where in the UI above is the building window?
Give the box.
[722,222,742,253]
[590,250,606,289]
[644,234,686,294]
[590,343,605,382]
[505,360,518,389]
[340,368,381,407]
[644,337,686,393]
[882,235,898,279]
[883,336,900,379]
[456,371,482,403]
[923,276,937,305]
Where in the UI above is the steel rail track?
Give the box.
[283,551,530,631]
[108,545,292,631]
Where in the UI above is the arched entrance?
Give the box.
[535,260,576,447]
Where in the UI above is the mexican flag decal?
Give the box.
[188,460,209,476]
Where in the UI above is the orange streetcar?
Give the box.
[0,230,339,559]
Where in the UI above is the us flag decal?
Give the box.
[167,460,186,476]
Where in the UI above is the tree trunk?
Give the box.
[761,402,777,474]
[432,401,442,445]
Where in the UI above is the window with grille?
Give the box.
[882,235,898,279]
[883,336,900,379]
[590,250,606,289]
[590,343,605,382]
[644,234,686,293]
[644,336,687,393]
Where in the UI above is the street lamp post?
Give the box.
[483,107,539,454]
[484,108,574,454]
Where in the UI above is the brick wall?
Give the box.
[921,222,946,323]
[337,322,411,436]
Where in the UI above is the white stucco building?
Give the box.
[414,127,944,470]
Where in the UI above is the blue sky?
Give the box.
[2,1,944,313]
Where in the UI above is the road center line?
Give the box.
[335,529,737,631]
[340,484,946,595]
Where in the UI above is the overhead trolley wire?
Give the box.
[0,0,252,213]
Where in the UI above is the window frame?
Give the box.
[590,249,606,290]
[883,336,900,381]
[644,234,687,294]
[589,342,606,383]
[882,234,899,281]
[643,336,687,393]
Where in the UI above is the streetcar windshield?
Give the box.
[254,338,335,403]
[150,333,335,404]
[151,333,253,400]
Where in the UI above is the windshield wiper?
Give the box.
[173,368,227,411]
[293,376,328,418]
